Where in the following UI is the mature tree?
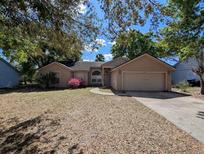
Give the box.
[0,23,83,67]
[0,0,100,43]
[19,62,36,85]
[0,0,101,67]
[112,30,170,59]
[159,0,204,94]
[95,54,105,62]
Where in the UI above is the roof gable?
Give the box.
[38,62,73,72]
[111,53,175,72]
[70,61,104,71]
[174,57,198,68]
[38,61,105,72]
[102,57,128,68]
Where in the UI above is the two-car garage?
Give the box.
[122,72,165,91]
[111,54,175,91]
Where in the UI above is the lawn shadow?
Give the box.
[0,85,92,94]
[196,111,204,119]
[0,113,63,153]
[0,116,42,153]
[112,90,191,99]
[0,87,69,94]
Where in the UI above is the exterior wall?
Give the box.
[111,70,118,90]
[167,72,172,90]
[111,56,173,91]
[103,68,111,87]
[120,56,170,72]
[0,60,20,88]
[39,63,73,87]
[74,71,89,86]
[172,58,199,85]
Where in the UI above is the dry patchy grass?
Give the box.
[173,87,203,100]
[0,88,203,153]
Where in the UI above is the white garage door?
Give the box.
[123,72,165,91]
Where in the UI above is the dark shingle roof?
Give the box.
[102,57,129,68]
[70,61,104,71]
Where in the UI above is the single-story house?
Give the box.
[172,58,200,85]
[38,53,175,91]
[0,58,20,88]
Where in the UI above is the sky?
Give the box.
[80,0,177,65]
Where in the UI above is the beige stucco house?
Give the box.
[38,53,175,91]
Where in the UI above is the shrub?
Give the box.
[68,78,84,88]
[175,81,189,92]
[36,72,59,88]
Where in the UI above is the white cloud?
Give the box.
[78,4,87,14]
[83,59,94,62]
[108,41,116,46]
[84,45,98,52]
[96,38,106,46]
[104,53,113,61]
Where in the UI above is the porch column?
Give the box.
[102,67,104,86]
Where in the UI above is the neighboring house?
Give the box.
[172,58,200,85]
[0,58,20,88]
[38,53,175,91]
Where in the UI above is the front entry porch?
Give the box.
[102,68,111,87]
[90,68,102,86]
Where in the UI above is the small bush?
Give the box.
[175,81,189,92]
[36,72,59,88]
[68,78,84,88]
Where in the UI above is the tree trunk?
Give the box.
[200,76,204,95]
[24,78,27,85]
[193,53,204,95]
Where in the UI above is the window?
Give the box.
[92,71,101,76]
[92,79,96,82]
[91,70,102,84]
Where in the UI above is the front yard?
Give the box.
[0,88,203,153]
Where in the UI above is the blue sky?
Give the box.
[81,0,177,65]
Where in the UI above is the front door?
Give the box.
[91,70,102,86]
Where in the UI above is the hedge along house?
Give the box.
[38,53,175,91]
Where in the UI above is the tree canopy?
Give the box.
[112,30,169,59]
[95,54,105,62]
[159,0,203,60]
[0,0,101,68]
[159,0,204,94]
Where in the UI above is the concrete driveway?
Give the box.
[127,92,204,143]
